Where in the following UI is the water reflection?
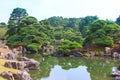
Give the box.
[27,55,119,80]
[41,65,91,80]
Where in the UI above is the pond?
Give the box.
[27,55,120,80]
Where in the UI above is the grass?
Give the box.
[0,59,21,80]
[0,77,7,80]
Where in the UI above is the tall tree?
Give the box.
[7,8,28,36]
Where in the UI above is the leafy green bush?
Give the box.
[27,43,41,53]
[7,34,23,47]
[58,40,82,53]
[92,36,113,46]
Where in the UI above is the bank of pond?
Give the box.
[1,45,120,80]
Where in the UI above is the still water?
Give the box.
[27,55,120,80]
[41,65,90,80]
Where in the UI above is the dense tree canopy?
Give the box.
[3,8,120,54]
[79,16,98,37]
[7,16,54,53]
[85,20,120,46]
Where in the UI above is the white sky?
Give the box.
[0,0,120,22]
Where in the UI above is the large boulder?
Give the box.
[0,71,14,80]
[19,57,40,70]
[21,71,31,80]
[13,72,21,80]
[0,71,31,80]
[4,61,26,70]
[13,71,31,80]
[4,57,39,70]
[24,59,39,70]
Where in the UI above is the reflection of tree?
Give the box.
[86,57,117,80]
[40,57,58,78]
[58,57,85,70]
[28,54,120,80]
[28,55,59,80]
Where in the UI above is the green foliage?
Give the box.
[85,20,120,47]
[9,7,28,20]
[0,27,7,39]
[79,16,98,37]
[28,43,41,53]
[48,16,98,37]
[92,36,113,46]
[6,7,120,54]
[63,30,83,44]
[7,8,28,36]
[58,40,82,53]
[19,16,38,26]
[7,16,54,53]
[7,34,23,47]
[48,16,64,27]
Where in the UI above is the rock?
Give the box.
[17,61,26,70]
[19,57,40,70]
[0,71,15,80]
[111,67,120,80]
[4,62,13,68]
[24,59,39,70]
[4,61,26,70]
[0,71,32,80]
[13,72,21,80]
[0,52,4,58]
[21,71,31,80]
[19,57,30,61]
[4,45,9,50]
[4,57,39,70]
[105,47,111,55]
[13,71,31,80]
[112,52,120,58]
[89,51,96,57]
[42,45,55,54]
[5,52,15,60]
[115,76,120,80]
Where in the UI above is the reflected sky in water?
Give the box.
[41,65,91,80]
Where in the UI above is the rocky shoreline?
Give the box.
[0,46,39,80]
[1,44,120,80]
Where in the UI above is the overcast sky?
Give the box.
[0,0,120,22]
